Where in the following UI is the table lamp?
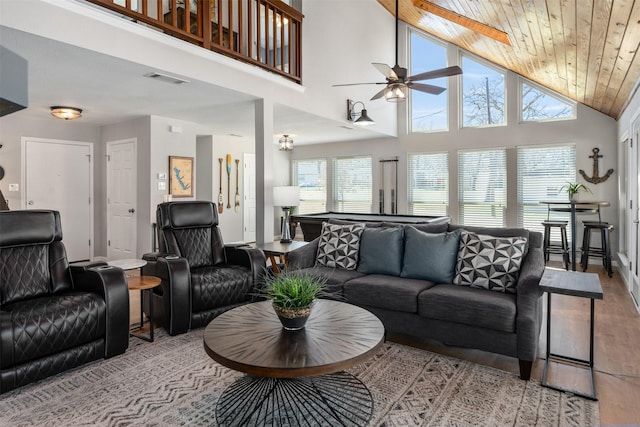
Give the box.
[273,186,300,243]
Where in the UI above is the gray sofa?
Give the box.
[287,220,545,380]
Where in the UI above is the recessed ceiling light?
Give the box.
[227,133,243,138]
[338,125,354,130]
[144,72,190,84]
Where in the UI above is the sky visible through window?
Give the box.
[411,32,448,132]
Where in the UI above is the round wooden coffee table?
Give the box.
[204,299,385,426]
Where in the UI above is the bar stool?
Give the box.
[542,220,570,270]
[580,221,614,277]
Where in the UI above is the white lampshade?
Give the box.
[273,186,300,207]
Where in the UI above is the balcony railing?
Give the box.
[86,0,302,83]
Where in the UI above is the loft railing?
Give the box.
[85,0,302,83]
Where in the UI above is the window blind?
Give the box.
[517,144,576,235]
[408,152,448,216]
[458,149,506,227]
[293,159,327,214]
[333,156,372,213]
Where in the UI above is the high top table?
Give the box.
[540,201,610,271]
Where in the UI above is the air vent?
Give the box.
[144,72,190,85]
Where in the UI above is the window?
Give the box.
[410,30,448,132]
[521,81,576,122]
[462,56,505,127]
[293,159,326,214]
[408,152,448,216]
[458,149,506,226]
[333,156,372,213]
[517,145,576,235]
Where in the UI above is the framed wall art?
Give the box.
[169,156,193,197]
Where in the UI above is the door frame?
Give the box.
[21,136,94,259]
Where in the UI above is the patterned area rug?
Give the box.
[0,329,599,426]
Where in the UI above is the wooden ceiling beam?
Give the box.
[411,0,511,46]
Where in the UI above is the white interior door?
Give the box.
[107,139,137,260]
[631,114,640,306]
[23,138,93,262]
[243,153,256,243]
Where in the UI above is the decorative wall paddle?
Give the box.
[218,158,224,214]
[235,159,240,212]
[226,154,232,209]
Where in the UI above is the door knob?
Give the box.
[28,200,34,205]
[128,208,135,213]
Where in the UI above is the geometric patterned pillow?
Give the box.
[453,230,528,294]
[315,222,365,270]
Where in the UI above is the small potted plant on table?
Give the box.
[561,182,592,202]
[260,270,327,331]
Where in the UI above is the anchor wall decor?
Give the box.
[579,147,614,184]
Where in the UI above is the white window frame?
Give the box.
[459,52,507,129]
[408,28,450,134]
[518,78,577,123]
[293,158,327,214]
[407,151,449,216]
[332,156,373,213]
[458,148,507,227]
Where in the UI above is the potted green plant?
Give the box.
[561,182,592,201]
[260,270,327,330]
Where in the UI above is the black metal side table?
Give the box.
[539,268,603,401]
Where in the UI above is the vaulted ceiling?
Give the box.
[377,0,640,119]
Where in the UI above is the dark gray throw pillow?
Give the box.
[357,226,404,276]
[401,226,461,283]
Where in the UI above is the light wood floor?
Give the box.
[129,262,640,425]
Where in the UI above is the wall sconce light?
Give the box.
[50,106,82,120]
[279,134,294,151]
[347,99,375,126]
[384,83,408,103]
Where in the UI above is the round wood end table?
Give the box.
[204,299,385,426]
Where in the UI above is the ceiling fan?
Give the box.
[333,0,462,102]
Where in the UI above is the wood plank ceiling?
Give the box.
[377,0,640,119]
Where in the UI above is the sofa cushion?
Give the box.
[454,231,527,294]
[401,227,461,283]
[293,266,366,298]
[344,274,436,313]
[315,222,365,270]
[418,284,516,333]
[357,227,404,276]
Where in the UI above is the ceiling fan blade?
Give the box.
[372,63,398,80]
[411,0,511,46]
[409,66,462,82]
[409,82,446,95]
[332,82,387,87]
[371,88,387,100]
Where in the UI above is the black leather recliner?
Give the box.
[0,210,129,394]
[142,201,266,336]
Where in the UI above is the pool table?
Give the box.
[290,211,451,241]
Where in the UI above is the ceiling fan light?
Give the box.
[384,84,407,103]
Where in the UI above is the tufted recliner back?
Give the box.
[0,210,73,306]
[156,201,226,268]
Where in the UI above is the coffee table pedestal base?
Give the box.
[216,372,373,427]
